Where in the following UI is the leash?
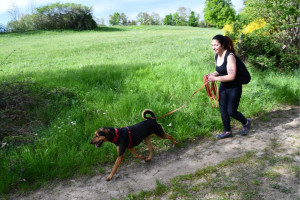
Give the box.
[157,75,218,119]
[203,75,219,108]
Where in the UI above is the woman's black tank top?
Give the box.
[215,50,240,87]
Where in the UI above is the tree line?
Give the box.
[108,7,202,27]
[1,1,237,32]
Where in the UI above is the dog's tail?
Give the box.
[142,109,156,119]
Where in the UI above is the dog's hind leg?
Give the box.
[156,124,178,145]
[129,148,146,160]
[158,132,178,145]
[144,135,154,162]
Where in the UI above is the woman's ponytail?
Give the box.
[224,36,236,54]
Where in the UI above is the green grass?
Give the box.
[0,26,299,194]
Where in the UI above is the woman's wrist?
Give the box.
[212,72,219,76]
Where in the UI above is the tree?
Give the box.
[204,0,236,28]
[172,12,181,26]
[177,7,191,26]
[109,12,121,25]
[163,14,173,25]
[120,13,128,26]
[149,12,161,25]
[136,12,150,25]
[188,11,198,27]
[128,20,137,25]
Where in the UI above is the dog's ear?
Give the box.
[103,128,113,137]
[97,127,112,137]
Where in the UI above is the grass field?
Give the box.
[0,26,299,194]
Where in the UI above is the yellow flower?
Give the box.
[241,19,267,35]
[222,24,234,34]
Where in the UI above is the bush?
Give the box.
[7,3,97,32]
[223,12,300,71]
[6,14,34,32]
[236,31,300,71]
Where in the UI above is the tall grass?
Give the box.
[0,26,299,194]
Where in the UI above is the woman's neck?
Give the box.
[218,49,226,57]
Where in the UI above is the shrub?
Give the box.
[223,13,299,71]
[6,14,34,32]
[7,3,97,32]
[236,31,300,71]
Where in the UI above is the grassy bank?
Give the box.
[0,26,299,194]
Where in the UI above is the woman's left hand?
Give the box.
[207,74,216,82]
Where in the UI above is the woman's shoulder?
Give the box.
[226,50,235,56]
[225,50,236,63]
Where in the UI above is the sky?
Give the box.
[0,0,244,26]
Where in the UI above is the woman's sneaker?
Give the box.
[241,119,251,136]
[216,131,232,139]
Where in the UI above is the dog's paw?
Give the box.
[141,155,146,160]
[106,176,112,181]
[145,158,152,162]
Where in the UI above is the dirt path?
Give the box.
[12,106,300,200]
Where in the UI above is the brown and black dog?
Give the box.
[90,109,178,181]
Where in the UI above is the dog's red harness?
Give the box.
[112,127,131,149]
[112,128,119,144]
[126,127,131,149]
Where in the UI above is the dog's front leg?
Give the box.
[106,155,124,181]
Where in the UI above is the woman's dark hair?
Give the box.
[212,35,236,54]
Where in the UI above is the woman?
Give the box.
[207,34,251,139]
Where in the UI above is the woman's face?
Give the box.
[211,39,224,54]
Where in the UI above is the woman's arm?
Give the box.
[207,71,219,76]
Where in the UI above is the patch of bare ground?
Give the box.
[8,106,300,200]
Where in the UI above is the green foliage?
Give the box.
[109,12,129,26]
[163,14,173,25]
[243,0,299,48]
[109,12,121,25]
[6,14,35,32]
[188,11,198,27]
[136,12,151,25]
[225,0,300,71]
[172,12,181,26]
[7,3,97,32]
[204,0,236,28]
[149,12,161,25]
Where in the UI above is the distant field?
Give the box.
[0,26,299,194]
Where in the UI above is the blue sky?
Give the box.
[0,0,244,26]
